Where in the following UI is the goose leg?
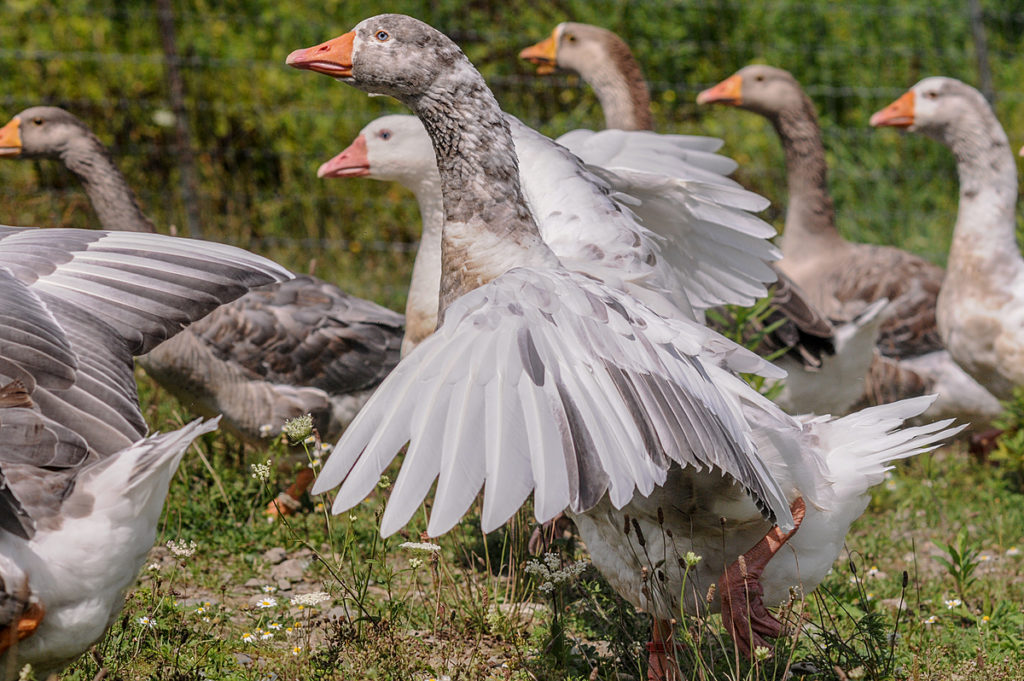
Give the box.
[719,497,806,656]
[646,618,680,681]
[0,602,44,655]
[266,468,316,517]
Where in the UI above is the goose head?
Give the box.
[870,77,995,148]
[319,114,436,190]
[696,65,805,117]
[0,106,99,160]
[286,14,467,104]
[519,22,623,76]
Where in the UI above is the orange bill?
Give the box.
[0,117,21,156]
[286,32,355,78]
[870,90,915,128]
[696,74,743,106]
[519,29,558,75]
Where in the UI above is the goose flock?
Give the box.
[1,11,1021,680]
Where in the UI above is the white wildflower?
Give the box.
[292,645,302,656]
[138,616,155,628]
[166,539,197,558]
[1007,546,1021,557]
[256,597,278,609]
[866,565,881,578]
[924,614,938,624]
[17,665,32,681]
[262,585,277,594]
[241,631,256,644]
[146,562,161,571]
[282,414,313,444]
[683,551,702,568]
[258,423,274,438]
[525,553,588,593]
[753,645,771,661]
[290,591,330,607]
[945,598,962,609]
[260,631,274,641]
[268,622,282,630]
[250,459,272,482]
[409,557,424,570]
[400,541,441,553]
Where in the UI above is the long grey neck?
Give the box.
[60,134,156,233]
[768,96,842,257]
[572,46,652,131]
[405,65,558,313]
[941,110,1020,279]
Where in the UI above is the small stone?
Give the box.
[234,653,253,666]
[263,547,288,565]
[277,578,292,592]
[271,558,306,581]
[243,578,263,588]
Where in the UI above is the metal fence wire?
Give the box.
[1,1,1022,305]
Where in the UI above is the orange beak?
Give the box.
[519,30,558,76]
[696,74,743,106]
[870,90,915,128]
[286,32,355,78]
[0,117,22,156]
[318,135,370,178]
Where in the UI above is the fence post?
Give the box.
[967,0,995,104]
[156,0,203,238]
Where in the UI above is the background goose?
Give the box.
[288,15,961,673]
[519,22,890,416]
[0,108,404,509]
[0,227,290,676]
[871,77,1024,401]
[697,65,1001,424]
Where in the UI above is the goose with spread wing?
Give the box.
[0,226,291,676]
[288,15,961,675]
[0,107,404,447]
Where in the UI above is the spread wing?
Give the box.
[314,268,792,538]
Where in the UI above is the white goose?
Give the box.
[871,77,1024,400]
[519,22,891,417]
[0,227,291,676]
[288,15,961,676]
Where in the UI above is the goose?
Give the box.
[319,116,856,413]
[287,15,961,675]
[696,65,1001,423]
[519,23,890,417]
[870,77,1024,401]
[0,107,404,511]
[0,226,291,677]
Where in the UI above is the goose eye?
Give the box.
[755,75,764,82]
[378,130,392,141]
[925,91,938,100]
[32,118,43,125]
[375,30,390,42]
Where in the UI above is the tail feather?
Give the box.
[813,395,964,496]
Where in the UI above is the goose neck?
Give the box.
[771,101,839,250]
[61,135,156,233]
[405,66,559,310]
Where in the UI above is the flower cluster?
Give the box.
[166,539,197,558]
[250,459,272,482]
[282,414,313,444]
[290,591,331,607]
[524,553,588,593]
[400,541,441,554]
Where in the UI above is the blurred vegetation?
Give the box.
[1,0,1023,313]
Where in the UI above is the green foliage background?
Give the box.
[1,0,1022,312]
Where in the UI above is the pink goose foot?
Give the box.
[719,497,807,656]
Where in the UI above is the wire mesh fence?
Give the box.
[1,0,1022,306]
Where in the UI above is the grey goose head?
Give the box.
[870,77,1002,150]
[0,106,102,160]
[286,14,469,106]
[697,64,807,119]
